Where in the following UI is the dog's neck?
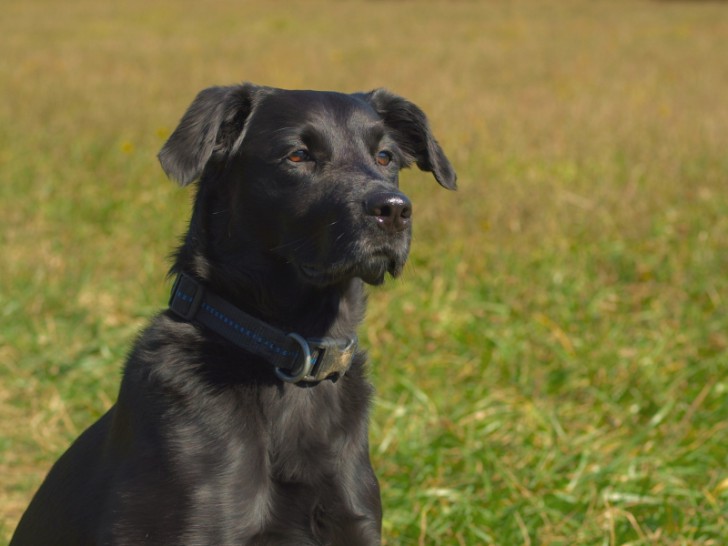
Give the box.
[171,247,365,343]
[170,181,366,341]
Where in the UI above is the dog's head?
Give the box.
[159,84,456,288]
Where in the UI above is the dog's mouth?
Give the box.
[299,251,404,287]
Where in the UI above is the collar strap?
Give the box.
[168,273,357,384]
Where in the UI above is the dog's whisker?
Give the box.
[269,221,340,253]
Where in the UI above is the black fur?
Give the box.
[11,83,455,545]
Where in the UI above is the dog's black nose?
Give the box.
[364,191,412,233]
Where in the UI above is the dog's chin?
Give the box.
[356,259,393,286]
[298,255,404,287]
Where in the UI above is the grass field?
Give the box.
[2,0,727,543]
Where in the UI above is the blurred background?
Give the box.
[1,1,726,543]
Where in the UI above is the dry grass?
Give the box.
[2,0,727,543]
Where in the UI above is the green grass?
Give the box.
[2,0,727,543]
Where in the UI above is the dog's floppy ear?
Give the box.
[363,89,457,190]
[158,84,257,186]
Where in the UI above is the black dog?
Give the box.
[11,83,456,545]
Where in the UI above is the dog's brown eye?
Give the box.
[287,150,311,163]
[376,150,393,167]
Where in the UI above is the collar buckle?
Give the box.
[277,335,357,384]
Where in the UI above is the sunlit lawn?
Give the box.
[2,1,727,543]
